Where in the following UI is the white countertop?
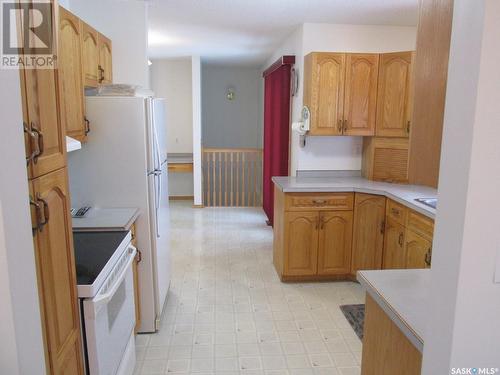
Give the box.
[272,176,437,219]
[72,207,140,232]
[357,269,429,353]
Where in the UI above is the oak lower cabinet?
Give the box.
[273,188,354,281]
[350,194,386,275]
[382,217,407,269]
[405,230,432,269]
[31,168,84,374]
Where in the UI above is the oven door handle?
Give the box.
[87,245,137,319]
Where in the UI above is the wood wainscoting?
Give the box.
[202,148,263,207]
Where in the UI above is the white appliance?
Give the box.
[74,231,136,375]
[68,95,170,333]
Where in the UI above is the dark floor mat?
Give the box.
[340,304,365,340]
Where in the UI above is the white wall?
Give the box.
[69,0,149,88]
[202,65,263,148]
[192,56,203,206]
[0,70,46,374]
[264,23,417,175]
[150,58,194,153]
[423,0,500,372]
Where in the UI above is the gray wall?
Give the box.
[202,64,263,148]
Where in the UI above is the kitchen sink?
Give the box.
[415,198,437,209]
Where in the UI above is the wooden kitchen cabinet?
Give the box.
[405,230,432,269]
[98,33,113,84]
[318,211,353,275]
[304,52,378,136]
[58,7,87,141]
[361,137,409,183]
[304,52,345,136]
[31,168,84,374]
[376,52,415,137]
[284,212,319,276]
[273,188,354,281]
[81,21,99,87]
[350,194,386,275]
[344,54,379,136]
[382,217,407,269]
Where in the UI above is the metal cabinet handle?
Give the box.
[315,216,319,230]
[29,197,42,233]
[98,65,104,83]
[320,215,325,230]
[36,194,49,231]
[407,120,411,134]
[380,220,385,234]
[84,116,90,135]
[312,199,326,205]
[424,248,432,267]
[343,119,348,132]
[31,123,44,163]
[337,119,343,133]
[24,122,37,166]
[398,232,404,247]
[391,207,400,216]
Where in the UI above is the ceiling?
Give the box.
[147,0,418,66]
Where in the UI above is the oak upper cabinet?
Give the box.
[304,52,378,136]
[98,33,113,84]
[351,194,386,275]
[344,54,379,136]
[31,168,84,374]
[382,217,407,269]
[81,22,99,87]
[405,230,432,269]
[284,212,319,276]
[58,7,87,141]
[317,211,353,275]
[304,52,345,135]
[376,52,415,137]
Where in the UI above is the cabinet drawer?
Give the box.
[386,199,408,226]
[406,211,434,241]
[285,193,354,211]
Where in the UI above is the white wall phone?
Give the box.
[292,106,311,147]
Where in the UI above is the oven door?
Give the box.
[83,244,137,375]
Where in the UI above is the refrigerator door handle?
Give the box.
[156,171,162,238]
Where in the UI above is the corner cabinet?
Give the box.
[98,33,113,84]
[376,52,415,137]
[304,52,378,136]
[273,188,354,281]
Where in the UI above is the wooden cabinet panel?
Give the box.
[386,199,408,226]
[284,212,319,276]
[304,53,345,135]
[405,230,432,269]
[351,194,386,274]
[98,33,112,84]
[344,54,379,136]
[318,211,353,275]
[361,295,422,375]
[406,211,434,241]
[376,52,414,137]
[21,67,66,179]
[58,7,87,141]
[31,168,84,374]
[361,137,409,183]
[81,22,99,87]
[382,217,407,269]
[285,192,354,212]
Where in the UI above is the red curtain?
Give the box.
[262,63,292,225]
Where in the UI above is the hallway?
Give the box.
[135,202,364,375]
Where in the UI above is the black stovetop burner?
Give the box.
[73,231,129,285]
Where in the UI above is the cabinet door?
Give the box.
[19,13,66,178]
[59,7,86,141]
[405,230,432,269]
[382,217,407,269]
[81,22,99,87]
[351,194,386,274]
[98,33,113,84]
[317,211,353,275]
[344,53,379,136]
[304,53,345,135]
[31,168,84,374]
[376,52,414,137]
[284,212,319,276]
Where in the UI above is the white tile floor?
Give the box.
[134,201,365,375]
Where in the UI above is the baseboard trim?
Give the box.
[192,204,204,208]
[169,195,194,201]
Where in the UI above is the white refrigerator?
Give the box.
[68,95,170,333]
